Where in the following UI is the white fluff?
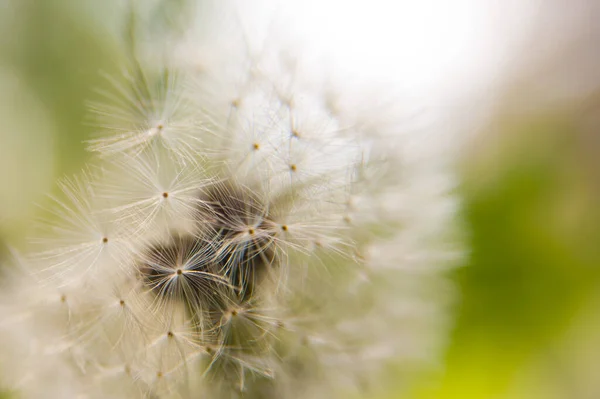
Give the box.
[0,1,464,398]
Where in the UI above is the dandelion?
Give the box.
[0,1,463,398]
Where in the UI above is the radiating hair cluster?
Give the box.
[0,1,461,398]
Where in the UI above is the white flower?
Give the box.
[0,1,463,398]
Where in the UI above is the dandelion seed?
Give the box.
[87,68,209,160]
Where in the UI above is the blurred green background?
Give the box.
[1,2,599,398]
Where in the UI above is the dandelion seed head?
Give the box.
[0,1,464,398]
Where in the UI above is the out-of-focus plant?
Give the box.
[414,3,600,397]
